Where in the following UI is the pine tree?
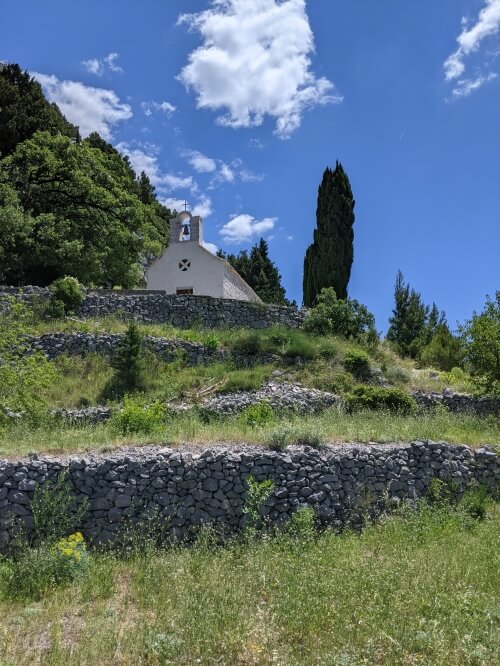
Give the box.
[109,323,147,396]
[303,162,355,306]
[387,271,429,358]
[220,238,288,305]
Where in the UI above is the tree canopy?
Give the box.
[219,238,289,305]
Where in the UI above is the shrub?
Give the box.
[344,349,371,379]
[222,369,267,393]
[304,288,378,344]
[243,476,274,529]
[345,385,416,413]
[239,401,274,427]
[459,292,500,395]
[295,430,326,449]
[419,325,464,371]
[110,396,166,435]
[0,534,88,601]
[285,507,316,541]
[284,334,317,360]
[266,424,294,450]
[204,333,221,352]
[48,276,85,316]
[230,330,265,355]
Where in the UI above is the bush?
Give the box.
[222,369,267,393]
[204,333,221,352]
[110,396,166,435]
[230,330,265,355]
[48,276,85,316]
[304,288,378,344]
[239,401,274,427]
[0,534,88,601]
[419,325,464,371]
[344,349,371,379]
[459,292,500,395]
[345,385,416,413]
[266,424,295,450]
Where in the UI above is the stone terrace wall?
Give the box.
[27,332,278,367]
[413,391,500,417]
[1,442,498,553]
[0,287,305,329]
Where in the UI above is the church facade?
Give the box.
[146,211,261,303]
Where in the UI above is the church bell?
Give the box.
[182,223,190,238]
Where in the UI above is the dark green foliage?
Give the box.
[344,349,371,379]
[110,396,166,435]
[220,238,288,305]
[0,68,172,286]
[304,287,378,344]
[345,385,416,413]
[419,324,464,371]
[48,276,85,316]
[459,292,500,395]
[303,162,355,306]
[107,323,147,397]
[387,271,446,358]
[0,63,79,158]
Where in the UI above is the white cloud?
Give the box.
[444,0,500,95]
[219,163,235,182]
[203,241,219,254]
[33,72,132,139]
[451,71,498,97]
[178,0,342,138]
[82,52,123,76]
[162,195,213,219]
[117,142,192,191]
[183,149,217,173]
[219,213,276,243]
[141,101,176,117]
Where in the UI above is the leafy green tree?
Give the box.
[419,324,464,371]
[304,287,378,344]
[459,292,500,395]
[0,63,78,157]
[303,162,355,306]
[220,238,288,305]
[0,131,167,286]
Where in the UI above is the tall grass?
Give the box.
[0,502,498,664]
[1,407,498,458]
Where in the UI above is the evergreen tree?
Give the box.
[0,63,78,157]
[386,271,429,358]
[108,323,147,397]
[136,171,156,205]
[303,162,355,306]
[220,238,288,305]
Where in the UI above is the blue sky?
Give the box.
[1,0,499,331]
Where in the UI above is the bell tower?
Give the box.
[169,209,203,245]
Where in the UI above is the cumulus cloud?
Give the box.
[203,241,219,254]
[117,142,192,191]
[444,0,500,96]
[183,149,217,173]
[82,52,123,76]
[162,196,213,219]
[141,100,176,117]
[33,72,132,139]
[219,213,276,243]
[178,0,342,138]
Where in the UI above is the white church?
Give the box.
[146,210,261,303]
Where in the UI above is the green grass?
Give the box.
[1,502,498,665]
[1,407,498,458]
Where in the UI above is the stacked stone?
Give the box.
[412,390,500,417]
[0,286,305,329]
[26,332,279,367]
[201,381,339,415]
[1,441,498,552]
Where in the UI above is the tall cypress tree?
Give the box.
[303,161,355,306]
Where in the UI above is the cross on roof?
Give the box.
[183,201,189,212]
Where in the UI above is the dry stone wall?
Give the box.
[0,287,305,329]
[1,442,498,553]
